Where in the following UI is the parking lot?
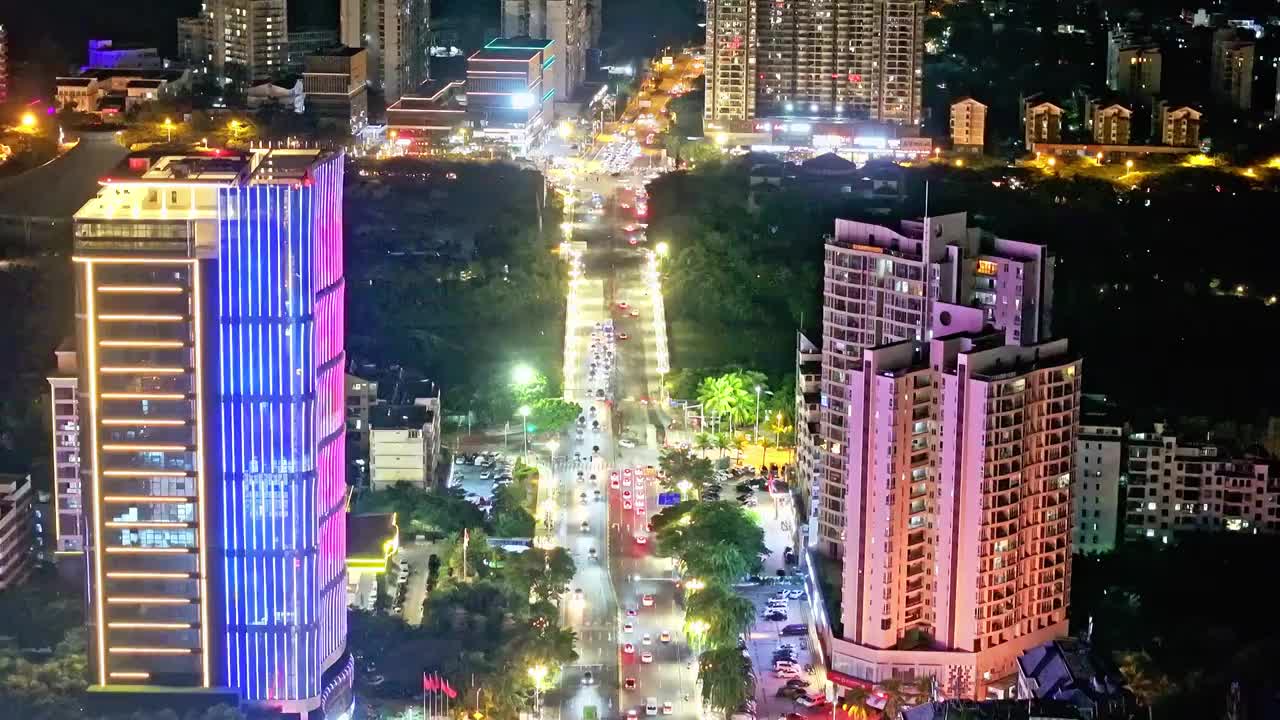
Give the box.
[448,451,515,506]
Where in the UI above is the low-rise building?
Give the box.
[55,68,191,113]
[903,700,1082,720]
[1089,101,1132,145]
[1124,424,1280,542]
[1074,421,1123,554]
[1154,101,1201,147]
[1025,98,1064,149]
[1017,638,1131,720]
[46,341,83,556]
[0,474,35,590]
[86,39,163,70]
[370,400,442,489]
[346,372,380,454]
[345,512,400,610]
[304,47,369,135]
[247,77,305,113]
[950,97,987,152]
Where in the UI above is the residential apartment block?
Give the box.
[180,0,289,83]
[1210,28,1253,111]
[370,399,442,490]
[1089,102,1132,145]
[304,46,370,135]
[1125,425,1280,542]
[831,324,1080,699]
[795,332,823,549]
[340,0,430,102]
[0,24,8,104]
[1074,423,1123,554]
[1154,101,1202,147]
[0,475,35,590]
[705,0,924,128]
[815,213,1056,557]
[950,97,987,152]
[1106,30,1161,102]
[47,342,84,555]
[1024,99,1063,149]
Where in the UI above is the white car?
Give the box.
[646,699,658,716]
[624,622,634,633]
[640,651,653,664]
[619,438,637,448]
[642,633,652,645]
[662,702,674,715]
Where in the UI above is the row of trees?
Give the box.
[650,500,768,713]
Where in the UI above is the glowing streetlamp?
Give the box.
[685,578,705,592]
[1125,159,1134,171]
[655,241,669,257]
[1046,156,1056,168]
[512,364,537,387]
[163,117,173,143]
[754,385,762,442]
[676,479,692,498]
[547,438,560,464]
[20,112,36,129]
[519,405,532,456]
[528,665,548,720]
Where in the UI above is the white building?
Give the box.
[370,399,442,490]
[247,77,305,112]
[46,342,82,556]
[180,0,288,83]
[1074,423,1124,554]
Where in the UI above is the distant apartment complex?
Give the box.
[950,98,987,152]
[46,342,83,555]
[1074,423,1124,554]
[340,0,430,102]
[1154,101,1202,147]
[704,0,925,130]
[178,0,289,82]
[502,0,588,106]
[1125,425,1280,542]
[1210,28,1253,111]
[1105,30,1161,102]
[0,475,35,590]
[1024,99,1063,148]
[346,373,381,454]
[1089,101,1132,145]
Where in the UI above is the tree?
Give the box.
[654,501,768,584]
[510,368,550,406]
[503,547,577,603]
[698,647,755,712]
[684,583,756,649]
[527,398,583,433]
[1117,651,1175,713]
[657,447,715,496]
[697,373,752,433]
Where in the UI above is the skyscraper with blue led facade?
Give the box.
[72,148,352,719]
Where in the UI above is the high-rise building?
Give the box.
[950,97,986,152]
[1154,101,1202,147]
[339,0,430,102]
[71,149,351,718]
[178,0,288,83]
[1105,30,1161,102]
[833,323,1079,699]
[463,37,556,155]
[1210,28,1253,111]
[47,341,84,556]
[1124,425,1280,542]
[1,23,8,104]
[502,0,587,107]
[703,0,756,124]
[286,28,341,75]
[815,213,1055,557]
[794,332,823,549]
[704,0,923,129]
[1074,422,1123,554]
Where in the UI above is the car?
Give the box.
[774,661,799,671]
[611,478,621,489]
[642,633,652,645]
[623,489,632,499]
[775,667,800,679]
[636,505,647,516]
[623,643,636,654]
[624,500,633,510]
[659,630,672,643]
[796,695,828,708]
[624,677,638,690]
[646,698,659,716]
[627,710,639,720]
[627,607,638,617]
[589,406,597,414]
[629,309,640,317]
[764,612,788,621]
[780,623,808,636]
[662,702,674,715]
[785,679,809,690]
[583,671,595,685]
[588,548,598,560]
[574,588,584,600]
[640,651,653,664]
[580,492,588,504]
[634,534,648,545]
[617,301,630,310]
[776,687,806,700]
[641,594,655,607]
[786,713,807,720]
[624,622,634,633]
[788,589,807,600]
[623,476,632,487]
[619,438,637,448]
[619,333,630,340]
[479,471,491,480]
[594,489,602,500]
[581,521,590,533]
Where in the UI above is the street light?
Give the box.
[512,364,537,387]
[19,112,36,129]
[163,117,173,143]
[547,438,560,465]
[775,411,783,446]
[754,385,762,443]
[519,405,532,457]
[676,479,691,499]
[528,665,548,720]
[655,241,669,257]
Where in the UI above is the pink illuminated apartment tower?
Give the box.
[804,213,1078,699]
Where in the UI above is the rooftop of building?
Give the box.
[1018,638,1128,710]
[0,474,31,520]
[951,96,987,107]
[82,68,187,83]
[347,512,398,563]
[370,404,434,430]
[902,700,1083,720]
[470,38,550,62]
[126,79,167,89]
[309,45,364,58]
[485,36,554,51]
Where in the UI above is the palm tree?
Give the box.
[709,432,730,459]
[698,373,753,433]
[685,583,756,649]
[693,432,713,457]
[1117,651,1174,716]
[698,647,756,713]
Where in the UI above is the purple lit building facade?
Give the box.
[72,149,351,718]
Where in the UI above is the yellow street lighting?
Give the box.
[688,619,710,635]
[1125,159,1134,169]
[20,112,37,128]
[1046,157,1056,167]
[714,132,729,146]
[686,578,705,592]
[655,241,669,257]
[954,158,964,168]
[163,117,174,143]
[512,364,538,386]
[527,664,548,687]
